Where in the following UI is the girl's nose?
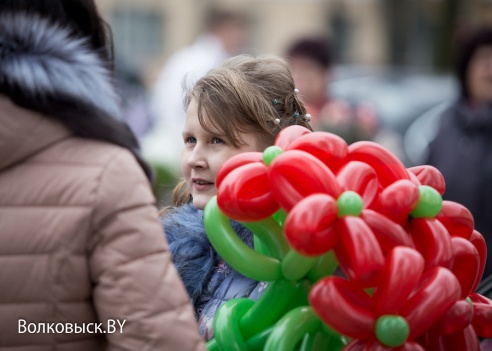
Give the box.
[187,144,207,169]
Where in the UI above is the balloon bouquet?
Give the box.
[203,125,492,351]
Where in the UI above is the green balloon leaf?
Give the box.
[410,185,442,218]
[375,315,409,347]
[337,191,363,218]
[263,146,283,166]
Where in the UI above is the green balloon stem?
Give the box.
[281,250,318,281]
[307,251,338,283]
[214,298,254,351]
[264,306,320,351]
[239,279,299,340]
[242,217,290,260]
[272,209,288,228]
[245,326,275,351]
[206,338,218,351]
[204,197,282,282]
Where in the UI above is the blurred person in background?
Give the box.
[143,6,250,167]
[425,27,492,295]
[286,36,379,144]
[0,0,205,350]
[115,58,155,141]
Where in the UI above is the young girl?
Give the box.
[161,54,312,340]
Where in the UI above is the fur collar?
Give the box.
[0,13,121,120]
[0,13,152,179]
[162,203,254,306]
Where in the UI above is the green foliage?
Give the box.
[149,162,181,207]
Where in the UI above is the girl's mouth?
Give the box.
[192,178,214,191]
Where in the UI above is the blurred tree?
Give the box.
[434,0,462,72]
[150,163,180,208]
[383,0,407,67]
[382,0,422,68]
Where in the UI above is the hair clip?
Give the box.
[305,113,312,122]
[275,118,280,124]
[273,99,278,105]
[294,88,299,94]
[293,111,299,118]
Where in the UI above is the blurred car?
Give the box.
[328,64,458,165]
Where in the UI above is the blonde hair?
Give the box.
[162,54,313,212]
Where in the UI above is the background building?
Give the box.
[97,0,492,86]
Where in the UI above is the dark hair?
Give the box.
[455,26,492,99]
[0,0,152,179]
[287,37,332,69]
[0,0,113,63]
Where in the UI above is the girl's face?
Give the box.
[181,98,262,210]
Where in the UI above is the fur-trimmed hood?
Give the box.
[162,203,254,306]
[0,13,151,178]
[0,13,120,120]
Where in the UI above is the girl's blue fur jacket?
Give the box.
[161,203,254,308]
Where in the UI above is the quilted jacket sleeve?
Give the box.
[88,148,205,351]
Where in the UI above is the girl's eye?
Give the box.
[184,137,197,144]
[211,137,224,144]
